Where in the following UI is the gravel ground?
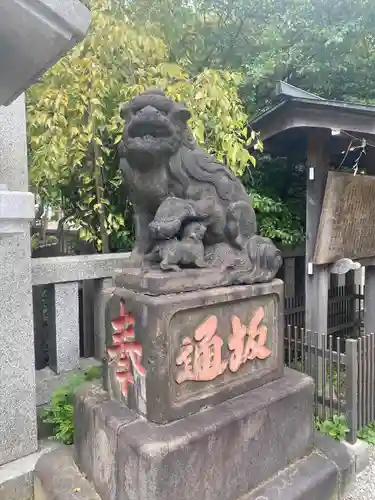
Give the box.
[346,446,375,499]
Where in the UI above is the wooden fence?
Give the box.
[285,326,375,443]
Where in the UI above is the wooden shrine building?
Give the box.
[250,82,375,336]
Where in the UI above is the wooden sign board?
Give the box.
[314,171,375,264]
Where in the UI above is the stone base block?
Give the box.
[35,437,355,500]
[313,432,356,497]
[74,369,318,500]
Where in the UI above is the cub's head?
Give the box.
[119,88,192,159]
[182,222,207,242]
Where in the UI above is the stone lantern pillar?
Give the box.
[0,0,91,494]
[0,95,37,465]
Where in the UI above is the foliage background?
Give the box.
[28,0,375,251]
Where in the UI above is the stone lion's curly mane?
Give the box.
[168,129,248,204]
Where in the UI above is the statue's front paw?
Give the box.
[160,261,181,272]
[130,248,144,265]
[195,257,206,268]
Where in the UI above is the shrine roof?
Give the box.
[0,0,91,106]
[250,82,375,154]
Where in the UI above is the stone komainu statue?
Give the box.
[118,88,282,284]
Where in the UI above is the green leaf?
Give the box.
[249,154,256,167]
[314,414,349,441]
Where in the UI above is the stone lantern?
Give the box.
[0,0,91,496]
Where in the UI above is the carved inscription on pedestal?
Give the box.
[107,301,146,411]
[314,172,375,264]
[172,296,277,406]
[105,280,283,423]
[175,308,271,384]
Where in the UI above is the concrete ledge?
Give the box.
[33,444,354,500]
[34,446,101,500]
[342,438,369,474]
[314,431,356,497]
[32,252,131,285]
[247,451,344,500]
[0,440,61,500]
[0,190,34,220]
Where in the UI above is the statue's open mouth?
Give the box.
[128,120,172,140]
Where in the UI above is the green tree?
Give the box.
[124,0,375,246]
[242,156,305,246]
[126,0,375,109]
[27,0,259,251]
[31,0,374,249]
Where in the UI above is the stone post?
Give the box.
[49,282,80,374]
[364,266,375,334]
[93,278,113,360]
[0,95,37,465]
[305,131,330,392]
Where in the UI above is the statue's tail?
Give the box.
[248,235,282,277]
[229,235,283,285]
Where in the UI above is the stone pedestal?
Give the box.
[105,277,283,423]
[71,272,355,500]
[74,372,354,500]
[75,370,314,500]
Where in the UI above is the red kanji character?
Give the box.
[175,338,194,384]
[175,315,227,384]
[116,370,134,396]
[243,308,271,360]
[227,316,247,372]
[107,301,146,396]
[124,340,146,377]
[111,301,135,332]
[228,307,271,373]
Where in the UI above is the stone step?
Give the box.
[34,446,101,500]
[246,433,356,500]
[33,435,356,500]
[0,439,61,500]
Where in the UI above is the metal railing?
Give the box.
[285,285,364,338]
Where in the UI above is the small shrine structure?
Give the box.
[250,82,375,336]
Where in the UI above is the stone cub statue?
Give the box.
[146,222,207,272]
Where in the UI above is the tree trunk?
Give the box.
[92,140,110,253]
